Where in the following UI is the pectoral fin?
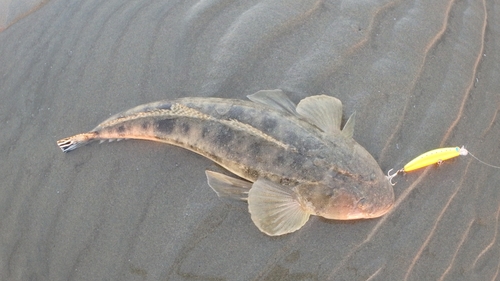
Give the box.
[248,179,310,236]
[296,95,343,134]
[247,89,298,116]
[205,170,252,201]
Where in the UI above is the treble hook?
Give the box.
[386,168,402,186]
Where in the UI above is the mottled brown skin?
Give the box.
[58,97,394,220]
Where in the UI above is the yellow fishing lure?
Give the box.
[403,146,468,172]
[386,146,469,185]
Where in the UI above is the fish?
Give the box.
[56,89,394,236]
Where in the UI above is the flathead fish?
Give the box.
[57,89,394,236]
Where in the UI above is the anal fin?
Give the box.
[248,179,310,236]
[205,170,252,201]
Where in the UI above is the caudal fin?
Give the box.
[56,132,97,152]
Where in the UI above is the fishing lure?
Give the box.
[386,146,500,185]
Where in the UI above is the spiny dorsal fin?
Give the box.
[248,179,310,236]
[247,89,298,116]
[205,170,252,201]
[341,112,355,139]
[296,95,343,134]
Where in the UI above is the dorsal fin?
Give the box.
[341,112,355,139]
[247,89,297,116]
[296,95,343,134]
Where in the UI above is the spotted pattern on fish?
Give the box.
[96,103,290,152]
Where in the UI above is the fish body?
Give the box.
[57,89,394,236]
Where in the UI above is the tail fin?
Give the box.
[56,132,97,152]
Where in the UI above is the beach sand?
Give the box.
[0,0,499,280]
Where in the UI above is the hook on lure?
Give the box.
[386,146,499,186]
[386,169,401,186]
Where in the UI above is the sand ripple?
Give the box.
[0,0,498,280]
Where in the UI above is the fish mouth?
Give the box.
[364,202,394,218]
[345,208,390,220]
[346,198,394,219]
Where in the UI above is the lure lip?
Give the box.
[459,146,468,156]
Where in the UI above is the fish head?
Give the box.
[297,143,394,220]
[340,142,395,219]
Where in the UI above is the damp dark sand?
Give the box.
[0,0,499,280]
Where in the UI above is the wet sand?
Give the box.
[1,0,499,280]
